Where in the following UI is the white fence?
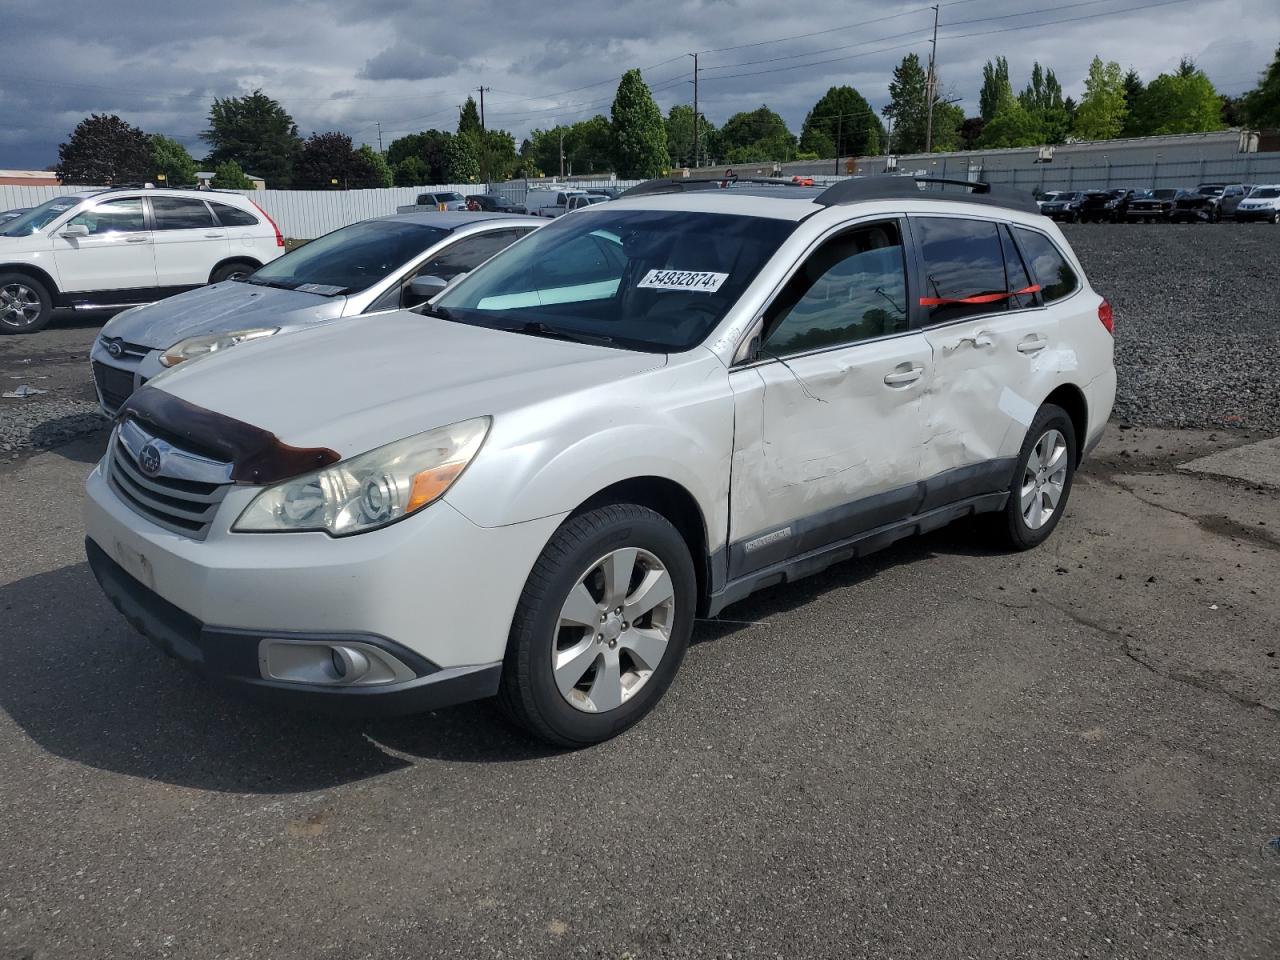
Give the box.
[0,179,642,239]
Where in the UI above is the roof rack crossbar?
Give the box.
[814,176,1038,214]
[618,176,808,199]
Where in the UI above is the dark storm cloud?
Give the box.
[2,0,1276,170]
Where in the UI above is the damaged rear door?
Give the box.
[727,218,930,579]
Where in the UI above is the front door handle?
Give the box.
[1017,335,1049,354]
[204,232,226,239]
[125,235,151,243]
[883,363,925,387]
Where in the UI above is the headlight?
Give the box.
[160,327,278,367]
[233,417,491,536]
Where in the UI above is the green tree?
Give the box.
[979,57,1013,120]
[884,54,929,152]
[1242,44,1280,128]
[665,104,718,167]
[394,156,428,186]
[1127,59,1223,136]
[567,115,614,174]
[1072,57,1127,141]
[203,90,301,187]
[458,97,483,139]
[610,69,669,178]
[355,144,394,188]
[150,134,197,186]
[1120,68,1145,135]
[295,131,361,188]
[800,85,883,158]
[386,130,451,182]
[210,159,253,190]
[56,114,151,184]
[977,102,1042,147]
[720,105,796,161]
[484,130,519,180]
[1019,63,1070,143]
[928,100,964,152]
[441,133,480,182]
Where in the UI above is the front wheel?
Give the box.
[0,273,54,334]
[498,503,696,746]
[988,405,1077,551]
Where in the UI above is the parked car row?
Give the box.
[69,174,1115,747]
[1038,184,1280,224]
[397,186,620,218]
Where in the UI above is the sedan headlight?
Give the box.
[160,327,278,368]
[233,417,491,536]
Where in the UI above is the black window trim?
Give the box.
[732,213,918,368]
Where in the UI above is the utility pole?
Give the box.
[477,86,490,131]
[559,129,565,179]
[835,112,843,175]
[690,53,700,170]
[376,121,383,155]
[925,4,939,153]
[477,85,491,182]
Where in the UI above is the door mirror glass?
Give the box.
[61,223,89,238]
[408,275,448,296]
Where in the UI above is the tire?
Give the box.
[1271,212,1279,225]
[0,272,54,334]
[209,260,257,284]
[988,404,1077,551]
[498,503,696,746]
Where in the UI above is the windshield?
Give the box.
[1197,185,1224,196]
[0,196,84,237]
[1150,189,1178,199]
[433,208,797,352]
[1249,187,1280,198]
[247,220,449,295]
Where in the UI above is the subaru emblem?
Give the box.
[138,442,163,476]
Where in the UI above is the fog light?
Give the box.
[329,645,370,682]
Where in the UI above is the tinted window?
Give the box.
[247,220,449,295]
[151,197,216,230]
[914,217,1010,324]
[1000,225,1039,310]
[416,229,531,282]
[209,202,258,227]
[1013,228,1078,303]
[434,209,796,353]
[68,198,145,235]
[763,221,909,356]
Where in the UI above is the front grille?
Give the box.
[92,361,137,413]
[107,423,233,540]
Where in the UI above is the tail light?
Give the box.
[250,199,286,247]
[1098,299,1114,335]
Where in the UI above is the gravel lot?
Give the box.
[2,223,1278,460]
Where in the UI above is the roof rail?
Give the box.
[618,175,808,199]
[814,176,1039,214]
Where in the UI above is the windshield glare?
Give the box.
[433,208,797,352]
[248,220,448,295]
[0,196,84,237]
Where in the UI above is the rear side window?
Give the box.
[1000,225,1039,310]
[151,197,217,230]
[209,202,258,227]
[913,217,1010,324]
[763,220,909,355]
[1013,228,1078,303]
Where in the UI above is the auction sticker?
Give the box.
[637,269,728,293]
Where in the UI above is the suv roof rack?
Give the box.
[618,176,809,198]
[814,176,1039,214]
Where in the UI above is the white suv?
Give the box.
[83,176,1116,746]
[0,188,285,333]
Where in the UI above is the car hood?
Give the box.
[148,311,668,455]
[102,281,345,349]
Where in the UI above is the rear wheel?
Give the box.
[209,260,257,284]
[0,273,53,334]
[498,503,696,746]
[989,404,1077,551]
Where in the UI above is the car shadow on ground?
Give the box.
[0,521,1008,795]
[26,419,110,462]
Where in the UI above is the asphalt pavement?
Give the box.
[1,425,1277,959]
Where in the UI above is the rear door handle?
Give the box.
[883,364,925,387]
[125,235,150,244]
[1017,335,1049,354]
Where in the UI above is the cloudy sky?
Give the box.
[2,0,1277,170]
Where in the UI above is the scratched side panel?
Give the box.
[728,335,932,553]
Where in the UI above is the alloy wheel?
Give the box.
[0,283,41,329]
[1020,428,1069,530]
[552,547,676,713]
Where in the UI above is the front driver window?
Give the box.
[67,198,145,235]
[762,220,909,357]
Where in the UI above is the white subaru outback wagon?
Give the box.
[84,176,1116,746]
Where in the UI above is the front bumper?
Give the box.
[84,460,565,689]
[1234,208,1277,221]
[89,342,164,417]
[86,537,501,716]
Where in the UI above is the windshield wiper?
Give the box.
[512,321,613,346]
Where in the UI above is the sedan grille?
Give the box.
[106,420,233,540]
[92,361,138,413]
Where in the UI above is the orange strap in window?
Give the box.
[919,284,1040,307]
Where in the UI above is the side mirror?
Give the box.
[61,224,89,239]
[408,275,448,299]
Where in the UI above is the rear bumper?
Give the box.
[86,536,502,716]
